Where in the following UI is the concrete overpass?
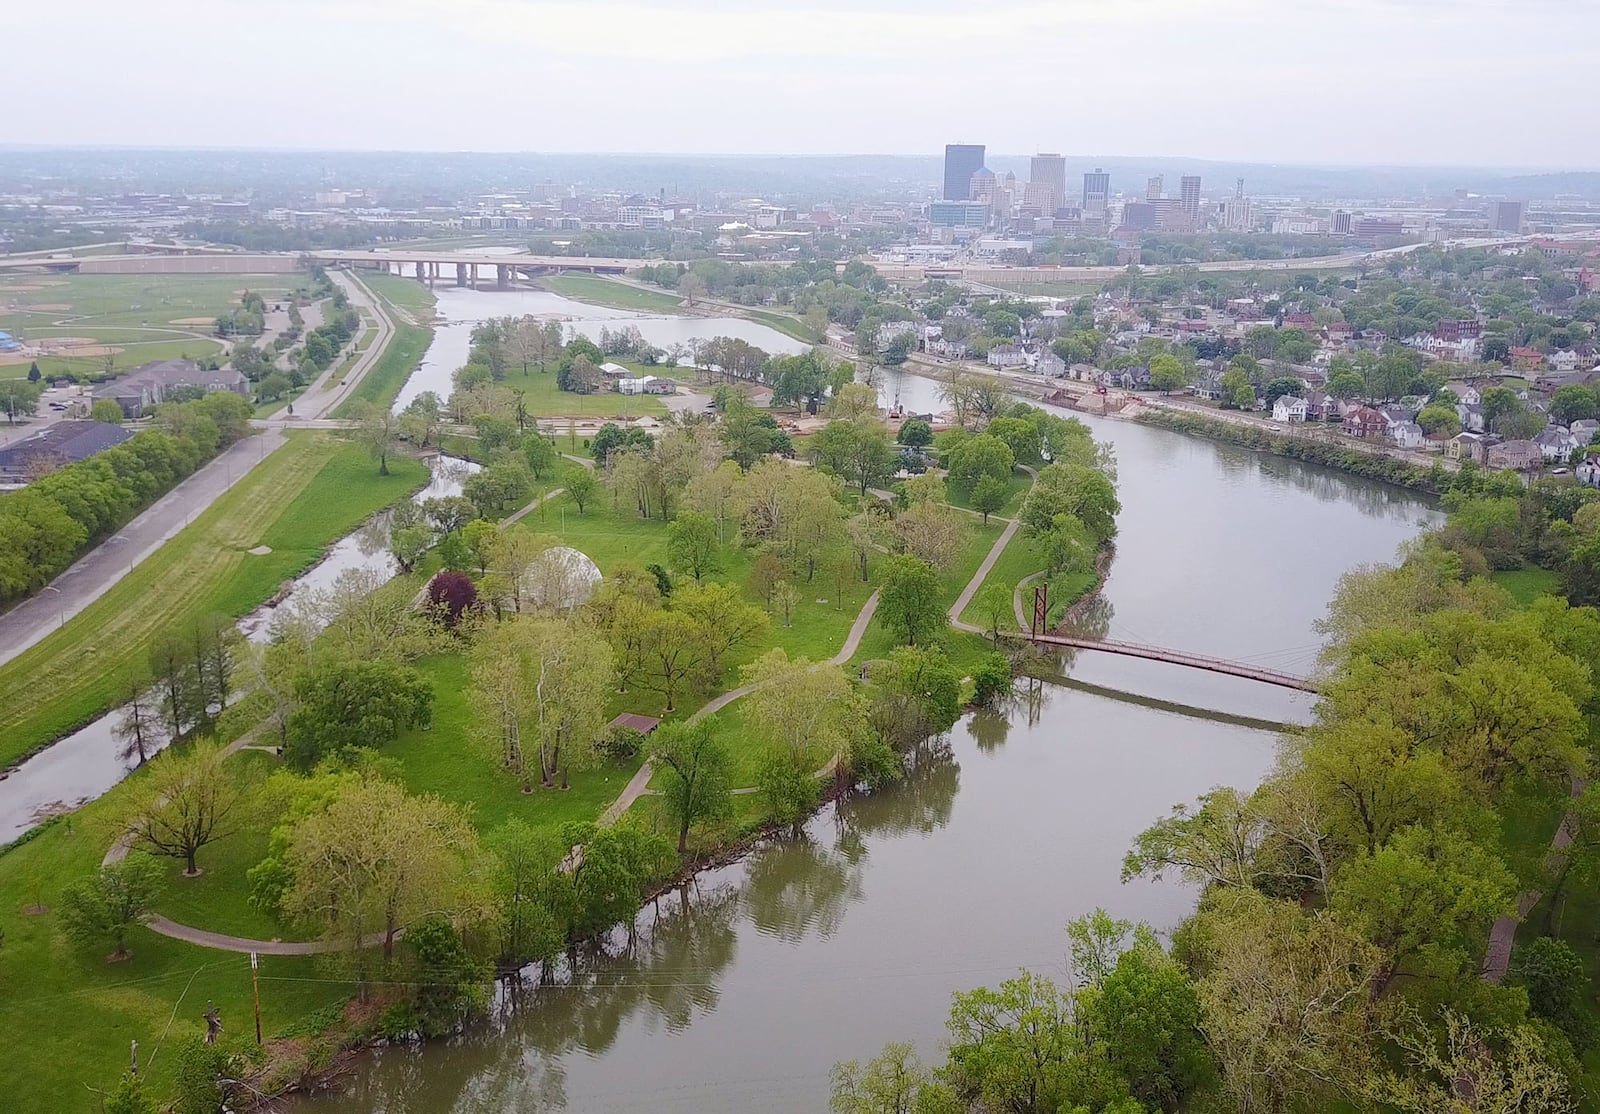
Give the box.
[307,249,638,289]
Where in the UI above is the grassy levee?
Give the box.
[0,434,426,769]
[740,306,821,344]
[333,318,430,415]
[0,767,345,1114]
[360,271,438,319]
[538,273,683,313]
[957,527,1098,631]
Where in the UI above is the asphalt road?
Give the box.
[0,271,396,669]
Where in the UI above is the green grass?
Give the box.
[333,319,430,415]
[943,471,1031,519]
[957,526,1097,632]
[1492,567,1561,607]
[360,271,438,319]
[0,770,345,1114]
[0,435,427,768]
[741,306,822,344]
[538,274,683,313]
[851,519,1005,664]
[499,363,668,418]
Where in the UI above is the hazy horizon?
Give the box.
[11,0,1595,167]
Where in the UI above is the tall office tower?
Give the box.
[1331,209,1353,235]
[943,144,986,201]
[1082,167,1110,214]
[1180,175,1202,215]
[1028,153,1067,214]
[1146,175,1164,200]
[1489,200,1525,233]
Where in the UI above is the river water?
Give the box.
[0,457,478,845]
[290,355,1439,1112]
[390,285,807,412]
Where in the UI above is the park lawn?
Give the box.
[385,653,646,832]
[0,272,301,329]
[1492,566,1561,607]
[17,337,228,380]
[957,527,1097,632]
[0,435,427,768]
[850,518,1004,666]
[0,777,345,1114]
[943,470,1030,519]
[624,784,767,849]
[539,274,682,314]
[147,752,316,942]
[361,271,438,319]
[499,363,668,418]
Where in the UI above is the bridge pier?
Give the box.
[456,263,467,287]
[496,264,510,290]
[414,261,426,283]
[470,264,478,290]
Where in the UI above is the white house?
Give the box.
[1549,349,1579,372]
[1442,381,1482,406]
[1272,395,1309,423]
[1389,421,1426,450]
[1533,426,1579,462]
[1034,350,1066,378]
[988,344,1027,369]
[1571,419,1600,444]
[1578,451,1600,487]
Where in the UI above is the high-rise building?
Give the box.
[969,167,997,204]
[943,144,986,201]
[1028,153,1067,215]
[1331,209,1352,235]
[1489,200,1525,233]
[1223,180,1251,232]
[929,200,989,228]
[1180,175,1202,215]
[1146,175,1164,200]
[1082,167,1110,214]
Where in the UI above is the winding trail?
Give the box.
[949,465,1037,634]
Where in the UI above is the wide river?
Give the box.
[292,318,1440,1112]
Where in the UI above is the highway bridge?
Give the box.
[1024,633,1318,692]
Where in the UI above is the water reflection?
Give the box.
[838,739,961,837]
[746,835,864,943]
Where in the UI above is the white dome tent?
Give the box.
[521,546,603,611]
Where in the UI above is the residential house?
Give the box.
[599,362,633,380]
[1487,439,1542,471]
[1571,419,1600,445]
[1193,370,1224,401]
[928,337,968,359]
[1343,406,1388,438]
[1034,350,1066,378]
[1389,421,1426,450]
[0,420,133,484]
[1533,426,1579,462]
[92,358,249,418]
[1115,366,1152,390]
[1578,450,1600,487]
[988,344,1027,369]
[1509,346,1545,370]
[1379,404,1418,428]
[1549,349,1579,372]
[1442,381,1482,406]
[1272,395,1309,423]
[1458,402,1487,433]
[1447,432,1488,463]
[878,320,919,344]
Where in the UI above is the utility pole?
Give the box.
[250,952,263,1045]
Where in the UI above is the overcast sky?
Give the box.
[10,0,1593,167]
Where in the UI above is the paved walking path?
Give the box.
[948,466,1036,635]
[1482,776,1587,983]
[598,590,881,828]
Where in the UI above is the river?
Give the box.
[289,353,1439,1112]
[390,285,808,412]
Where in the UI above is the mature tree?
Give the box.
[638,609,711,712]
[814,415,897,495]
[389,522,432,574]
[464,458,534,517]
[878,555,946,646]
[945,433,1014,494]
[284,660,433,770]
[1550,384,1598,424]
[485,819,568,969]
[281,778,485,987]
[562,463,599,514]
[830,1043,957,1114]
[1481,336,1511,364]
[60,855,165,962]
[744,649,866,829]
[1365,1011,1574,1114]
[827,382,881,421]
[401,391,444,447]
[426,569,478,627]
[943,971,1078,1114]
[667,510,721,581]
[651,720,735,853]
[91,398,126,424]
[1480,385,1521,429]
[113,677,158,768]
[1148,352,1191,395]
[0,379,44,424]
[673,580,768,678]
[1263,376,1303,407]
[565,823,675,938]
[350,400,402,475]
[1020,462,1120,544]
[1088,932,1215,1113]
[122,741,239,876]
[863,644,962,748]
[985,416,1044,468]
[522,431,560,480]
[423,494,476,535]
[893,498,969,571]
[1416,403,1461,437]
[1040,512,1096,576]
[1327,369,1366,400]
[897,418,933,449]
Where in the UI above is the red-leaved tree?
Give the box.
[427,570,478,628]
